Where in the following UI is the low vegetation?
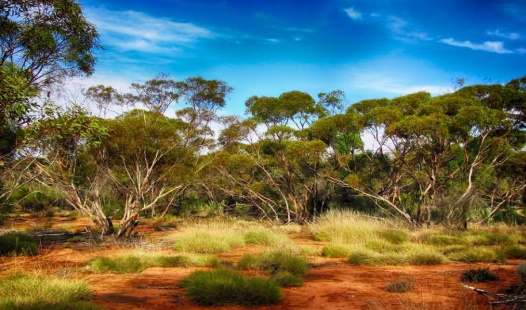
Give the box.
[87,252,219,273]
[385,280,413,293]
[180,269,281,306]
[0,274,98,309]
[460,268,499,283]
[0,232,39,256]
[238,250,308,277]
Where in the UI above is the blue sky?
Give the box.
[77,0,526,116]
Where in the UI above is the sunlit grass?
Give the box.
[0,274,99,309]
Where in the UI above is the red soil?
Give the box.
[0,217,522,310]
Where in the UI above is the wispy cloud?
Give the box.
[517,48,526,54]
[441,38,513,54]
[487,29,521,40]
[386,16,430,42]
[85,7,215,53]
[344,7,362,20]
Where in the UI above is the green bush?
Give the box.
[407,250,446,265]
[181,269,281,306]
[0,232,39,256]
[385,280,413,293]
[0,274,98,309]
[460,268,499,283]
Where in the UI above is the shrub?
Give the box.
[504,245,526,259]
[271,271,303,287]
[181,269,281,306]
[347,249,407,266]
[385,280,413,293]
[447,247,496,263]
[0,274,98,309]
[460,268,499,283]
[0,232,39,256]
[173,231,245,254]
[321,244,353,258]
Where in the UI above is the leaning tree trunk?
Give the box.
[116,197,140,238]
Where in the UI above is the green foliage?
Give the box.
[460,268,499,283]
[504,245,526,259]
[0,232,38,256]
[385,280,413,293]
[446,247,497,263]
[87,252,218,273]
[243,229,288,246]
[377,229,409,244]
[0,274,96,309]
[422,233,466,246]
[321,243,354,258]
[0,0,101,86]
[238,250,308,277]
[180,269,281,306]
[173,230,245,254]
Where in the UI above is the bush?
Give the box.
[385,280,413,293]
[0,232,39,256]
[407,250,446,265]
[460,268,499,283]
[181,269,281,306]
[0,274,98,309]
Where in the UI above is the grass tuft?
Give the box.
[238,250,308,277]
[271,271,303,287]
[180,269,281,306]
[504,245,526,259]
[173,231,245,254]
[460,268,499,283]
[446,247,496,263]
[385,280,413,293]
[0,232,39,256]
[87,252,218,273]
[0,274,98,309]
[321,243,353,258]
[243,229,288,246]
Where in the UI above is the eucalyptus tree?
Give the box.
[0,0,100,87]
[330,79,526,227]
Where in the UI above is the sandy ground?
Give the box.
[1,217,523,310]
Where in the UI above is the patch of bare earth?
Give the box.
[0,217,522,309]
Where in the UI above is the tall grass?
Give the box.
[173,230,245,253]
[0,274,98,309]
[238,250,308,277]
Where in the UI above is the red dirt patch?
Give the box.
[0,217,523,310]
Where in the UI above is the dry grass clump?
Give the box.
[385,280,413,293]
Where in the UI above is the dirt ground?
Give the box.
[1,216,524,310]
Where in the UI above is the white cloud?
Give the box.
[517,48,526,54]
[386,16,430,42]
[487,29,520,40]
[85,7,215,53]
[344,7,362,20]
[441,38,513,54]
